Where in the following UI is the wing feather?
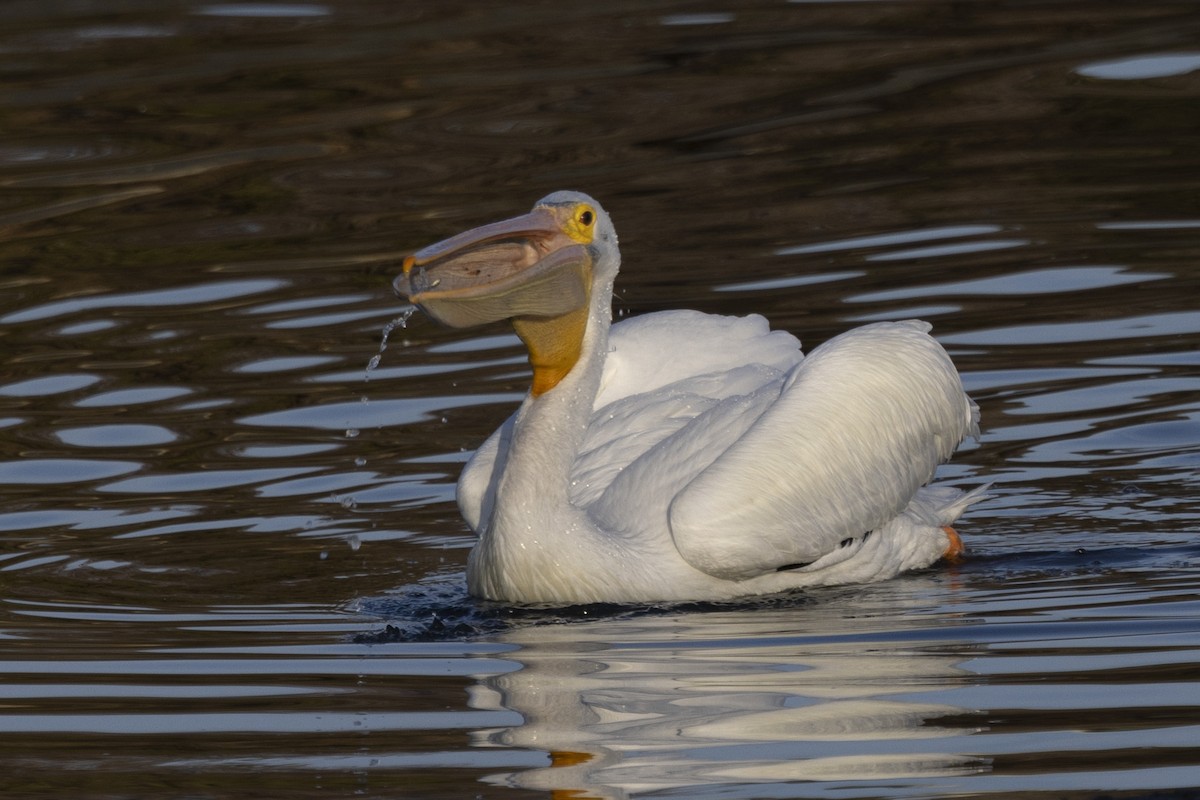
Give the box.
[668,321,976,580]
[596,310,801,407]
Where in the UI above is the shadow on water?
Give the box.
[354,572,831,642]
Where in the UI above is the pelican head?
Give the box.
[394,191,619,396]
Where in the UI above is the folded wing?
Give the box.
[668,320,978,580]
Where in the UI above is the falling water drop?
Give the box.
[365,307,416,381]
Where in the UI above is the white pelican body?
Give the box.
[395,191,982,604]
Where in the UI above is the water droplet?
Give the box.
[354,456,366,466]
[365,308,417,381]
[345,428,359,439]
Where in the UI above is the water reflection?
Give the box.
[473,598,985,798]
[444,550,1200,798]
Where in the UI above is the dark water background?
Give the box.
[2,2,1200,798]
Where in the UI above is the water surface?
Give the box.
[2,1,1199,798]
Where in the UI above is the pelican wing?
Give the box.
[576,311,802,509]
[668,321,978,580]
[457,310,797,531]
[595,310,803,408]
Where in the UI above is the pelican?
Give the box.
[394,191,982,604]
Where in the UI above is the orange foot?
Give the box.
[941,525,964,562]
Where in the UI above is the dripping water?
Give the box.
[351,307,418,441]
[365,307,416,381]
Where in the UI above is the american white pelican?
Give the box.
[394,191,982,604]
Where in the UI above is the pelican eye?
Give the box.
[562,203,597,243]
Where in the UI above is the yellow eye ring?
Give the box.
[560,203,597,244]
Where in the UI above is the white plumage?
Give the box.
[395,191,983,604]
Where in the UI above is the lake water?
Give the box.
[2,1,1199,798]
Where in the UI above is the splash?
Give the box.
[364,307,416,381]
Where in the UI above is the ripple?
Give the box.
[1,279,286,324]
[777,225,1003,256]
[55,424,178,448]
[1077,52,1200,80]
[0,139,134,167]
[265,308,388,329]
[847,304,961,322]
[232,443,340,458]
[0,555,72,573]
[1009,376,1198,416]
[76,387,193,408]
[1098,219,1200,231]
[241,295,373,316]
[942,311,1200,346]
[848,266,1167,303]
[174,399,234,411]
[256,470,383,498]
[240,394,519,431]
[111,515,329,540]
[0,374,100,397]
[0,507,194,532]
[715,271,864,294]
[234,356,341,374]
[1022,411,1200,466]
[0,144,334,188]
[310,356,522,384]
[326,476,454,507]
[661,13,735,26]
[72,25,175,40]
[0,186,165,228]
[867,238,1029,262]
[195,3,331,17]
[427,333,521,355]
[57,320,119,335]
[98,467,320,494]
[1083,417,1200,454]
[0,459,141,485]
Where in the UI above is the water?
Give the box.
[2,1,1199,798]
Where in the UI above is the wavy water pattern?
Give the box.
[1,1,1199,798]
